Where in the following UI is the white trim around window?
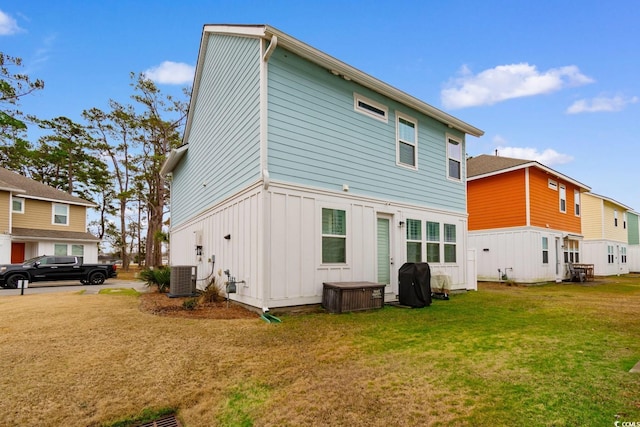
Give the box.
[321,206,347,264]
[396,112,418,169]
[12,196,24,213]
[574,190,581,217]
[446,134,463,181]
[52,203,69,226]
[353,93,388,122]
[559,184,567,213]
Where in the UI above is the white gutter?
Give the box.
[160,144,189,176]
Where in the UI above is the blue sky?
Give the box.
[2,0,639,211]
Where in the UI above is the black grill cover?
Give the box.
[398,263,432,308]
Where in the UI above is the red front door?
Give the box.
[11,243,25,264]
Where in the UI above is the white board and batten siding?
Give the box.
[469,227,565,283]
[581,240,630,276]
[629,245,640,273]
[171,182,471,309]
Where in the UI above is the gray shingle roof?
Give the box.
[466,154,591,191]
[0,167,95,206]
[12,227,100,241]
[466,154,533,178]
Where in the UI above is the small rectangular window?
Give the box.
[426,221,440,263]
[607,245,614,263]
[397,114,417,168]
[621,247,627,263]
[406,219,422,263]
[53,203,69,225]
[548,179,558,191]
[623,212,627,229]
[559,185,566,213]
[542,237,549,264]
[614,210,618,227]
[447,136,462,180]
[71,245,84,256]
[322,208,346,263]
[574,190,580,216]
[12,197,24,213]
[354,93,388,122]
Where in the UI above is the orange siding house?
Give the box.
[467,155,590,282]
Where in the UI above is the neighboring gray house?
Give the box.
[162,24,483,309]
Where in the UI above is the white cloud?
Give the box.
[566,95,638,114]
[0,10,22,35]
[143,61,194,85]
[441,63,594,109]
[497,146,573,166]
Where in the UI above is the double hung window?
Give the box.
[396,114,417,168]
[444,224,457,263]
[542,237,549,264]
[322,208,346,263]
[426,221,440,263]
[447,136,462,180]
[406,219,422,263]
[53,203,69,225]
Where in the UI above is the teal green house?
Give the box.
[162,25,483,309]
[628,211,640,272]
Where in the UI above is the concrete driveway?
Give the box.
[0,279,149,296]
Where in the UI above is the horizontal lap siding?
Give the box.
[581,193,603,239]
[0,193,9,231]
[528,168,581,233]
[13,200,87,232]
[171,34,261,226]
[468,170,526,230]
[267,47,467,213]
[602,200,628,242]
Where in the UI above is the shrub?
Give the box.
[182,298,198,310]
[198,269,226,304]
[138,267,171,293]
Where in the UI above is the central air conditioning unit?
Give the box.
[169,265,197,297]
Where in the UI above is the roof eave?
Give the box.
[468,161,591,191]
[195,24,483,138]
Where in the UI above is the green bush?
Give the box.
[182,298,198,310]
[138,267,171,293]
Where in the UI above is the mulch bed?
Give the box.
[138,291,259,320]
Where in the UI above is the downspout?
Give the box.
[525,168,530,226]
[260,34,277,312]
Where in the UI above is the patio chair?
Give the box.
[568,263,586,282]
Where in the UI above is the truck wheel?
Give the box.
[6,274,27,289]
[88,271,106,286]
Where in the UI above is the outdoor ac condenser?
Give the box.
[169,265,197,297]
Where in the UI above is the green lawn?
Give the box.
[0,276,639,426]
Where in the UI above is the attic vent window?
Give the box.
[548,179,558,191]
[354,93,388,122]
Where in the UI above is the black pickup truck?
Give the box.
[0,255,118,289]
